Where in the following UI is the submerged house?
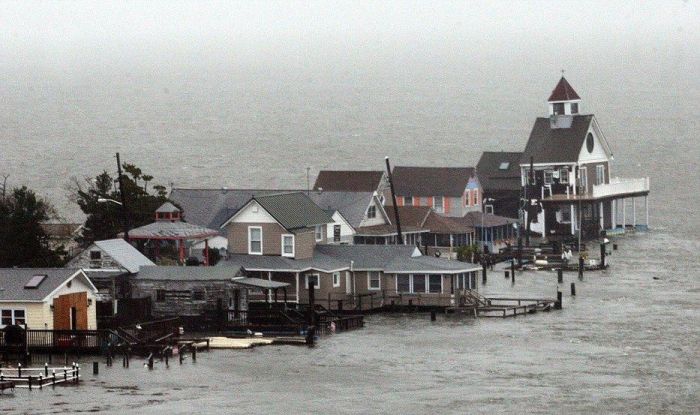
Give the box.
[0,269,98,330]
[520,77,650,240]
[217,192,481,310]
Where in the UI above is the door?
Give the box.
[53,292,88,330]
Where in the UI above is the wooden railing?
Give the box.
[0,329,107,352]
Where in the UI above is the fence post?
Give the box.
[45,362,49,377]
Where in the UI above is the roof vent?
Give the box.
[25,274,47,289]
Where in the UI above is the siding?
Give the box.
[226,222,288,255]
[294,229,316,259]
[132,280,247,318]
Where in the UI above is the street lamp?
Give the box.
[97,198,122,206]
[97,197,129,240]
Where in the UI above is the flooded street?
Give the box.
[5,232,698,414]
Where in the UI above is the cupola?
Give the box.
[155,202,181,222]
[548,76,581,116]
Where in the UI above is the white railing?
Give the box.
[592,177,649,198]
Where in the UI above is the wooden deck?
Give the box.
[445,294,557,318]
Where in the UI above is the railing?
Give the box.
[592,177,649,198]
[0,329,107,351]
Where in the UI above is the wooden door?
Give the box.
[53,292,88,330]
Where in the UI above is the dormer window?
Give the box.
[571,103,579,114]
[367,205,377,219]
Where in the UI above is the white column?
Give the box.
[599,201,604,230]
[611,199,616,229]
[645,196,649,227]
[295,272,300,303]
[622,198,626,231]
[570,205,575,235]
[632,198,636,228]
[268,271,273,302]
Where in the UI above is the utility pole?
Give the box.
[384,157,403,245]
[116,153,130,241]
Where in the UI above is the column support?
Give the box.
[632,198,636,228]
[599,201,604,231]
[611,199,616,229]
[295,272,300,303]
[622,198,626,232]
[645,195,649,228]
[268,271,273,303]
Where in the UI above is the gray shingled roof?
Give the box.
[307,191,377,229]
[384,255,479,274]
[126,221,220,240]
[155,202,180,213]
[392,166,475,197]
[477,151,524,192]
[135,266,243,281]
[313,170,384,192]
[93,239,156,273]
[232,277,290,289]
[521,115,593,164]
[169,188,289,229]
[252,192,334,231]
[0,269,90,302]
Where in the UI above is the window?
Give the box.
[333,272,340,287]
[192,290,205,301]
[89,251,101,260]
[499,162,510,170]
[485,204,494,214]
[396,275,410,293]
[544,170,554,185]
[571,103,579,114]
[579,167,588,192]
[305,274,320,290]
[404,196,413,206]
[429,275,442,293]
[1,309,25,327]
[368,272,381,290]
[561,208,572,223]
[465,189,470,207]
[433,197,444,213]
[596,165,606,186]
[156,290,166,302]
[333,225,341,242]
[413,274,426,293]
[281,234,295,257]
[315,225,323,242]
[367,205,376,219]
[560,168,569,184]
[248,227,262,255]
[553,102,565,115]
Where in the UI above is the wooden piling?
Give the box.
[600,243,606,268]
[511,259,516,276]
[557,268,563,284]
[45,362,48,377]
[571,282,576,296]
[148,354,154,369]
[511,270,515,285]
[578,256,584,280]
[430,310,436,321]
[504,270,510,279]
[482,262,487,284]
[555,291,562,309]
[192,346,197,363]
[93,362,99,375]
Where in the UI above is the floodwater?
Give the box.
[4,230,699,414]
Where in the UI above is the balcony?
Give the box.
[592,177,650,199]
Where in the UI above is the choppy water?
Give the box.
[1,2,700,413]
[4,231,699,414]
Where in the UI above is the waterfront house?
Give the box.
[520,77,650,240]
[476,151,523,219]
[388,166,482,217]
[0,268,98,330]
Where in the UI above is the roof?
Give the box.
[313,170,384,192]
[155,202,180,213]
[250,192,334,231]
[354,224,427,236]
[385,206,431,228]
[382,206,472,235]
[134,266,243,281]
[462,211,518,228]
[232,277,289,289]
[521,115,594,164]
[384,255,479,274]
[392,166,475,197]
[548,77,581,102]
[307,191,378,229]
[126,221,220,241]
[220,251,349,273]
[0,269,93,302]
[93,239,156,273]
[169,188,289,229]
[476,151,523,192]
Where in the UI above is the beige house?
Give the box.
[0,268,98,330]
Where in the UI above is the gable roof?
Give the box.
[308,191,384,229]
[169,188,290,229]
[384,206,473,234]
[548,77,581,102]
[521,115,594,164]
[156,202,180,213]
[93,239,156,273]
[392,166,476,197]
[0,269,95,302]
[476,151,524,192]
[313,170,384,192]
[230,192,333,231]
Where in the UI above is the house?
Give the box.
[313,170,388,195]
[476,151,523,219]
[389,166,482,217]
[307,190,387,244]
[40,222,83,258]
[520,77,650,240]
[217,192,481,310]
[462,211,519,253]
[0,268,98,330]
[131,266,255,326]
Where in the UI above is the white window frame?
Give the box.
[314,225,323,242]
[411,274,427,293]
[560,167,569,184]
[433,196,444,213]
[0,308,26,328]
[305,274,320,290]
[596,165,605,186]
[248,226,263,255]
[428,274,443,294]
[484,204,494,214]
[368,271,381,290]
[332,272,340,288]
[464,189,470,207]
[395,274,410,293]
[544,170,554,186]
[579,167,588,192]
[281,234,295,257]
[366,204,377,219]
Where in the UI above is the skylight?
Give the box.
[25,274,47,289]
[499,162,510,170]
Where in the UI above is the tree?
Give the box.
[0,186,66,267]
[69,164,170,246]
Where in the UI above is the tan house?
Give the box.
[0,268,98,330]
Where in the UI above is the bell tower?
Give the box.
[548,74,581,116]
